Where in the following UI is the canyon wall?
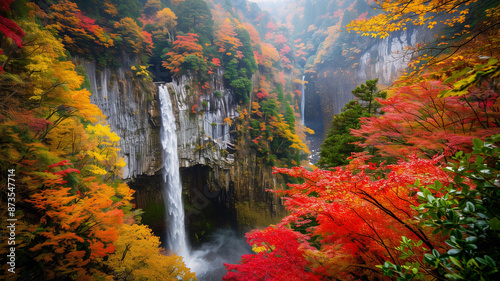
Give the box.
[79,55,163,179]
[81,58,283,241]
[305,25,436,138]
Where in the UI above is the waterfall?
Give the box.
[159,85,190,260]
[300,75,305,125]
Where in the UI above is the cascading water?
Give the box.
[159,85,190,260]
[159,85,252,280]
[300,75,305,125]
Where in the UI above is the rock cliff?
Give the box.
[78,55,163,179]
[81,57,283,240]
[305,26,436,137]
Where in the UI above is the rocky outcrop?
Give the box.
[166,70,284,238]
[78,56,163,179]
[165,69,237,169]
[357,29,419,85]
[305,26,437,138]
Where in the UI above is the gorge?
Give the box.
[78,0,456,274]
[1,0,499,280]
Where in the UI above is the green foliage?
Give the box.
[230,77,252,103]
[380,134,500,280]
[283,101,295,133]
[75,65,92,92]
[236,27,258,74]
[377,237,427,280]
[221,27,257,101]
[183,54,207,73]
[351,78,387,115]
[441,58,500,98]
[318,100,365,168]
[275,83,285,102]
[261,99,280,117]
[175,0,214,43]
[224,58,239,81]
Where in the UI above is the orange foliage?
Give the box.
[114,17,153,56]
[47,0,113,55]
[26,161,128,279]
[162,33,205,74]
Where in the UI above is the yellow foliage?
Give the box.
[305,127,315,135]
[153,8,177,43]
[87,165,108,175]
[107,224,196,280]
[84,124,124,179]
[260,43,280,69]
[346,0,478,39]
[115,183,134,202]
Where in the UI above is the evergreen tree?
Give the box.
[318,79,386,168]
[351,78,386,115]
[318,100,365,168]
[175,0,214,42]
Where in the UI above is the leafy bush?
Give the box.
[380,134,500,280]
[230,77,252,103]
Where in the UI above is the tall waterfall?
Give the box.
[159,85,190,259]
[300,75,305,124]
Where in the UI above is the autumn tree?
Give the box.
[0,0,25,73]
[224,226,322,281]
[107,224,196,280]
[162,32,208,78]
[25,161,132,280]
[225,155,452,280]
[142,0,162,17]
[352,80,499,159]
[152,8,177,43]
[346,0,484,39]
[72,0,141,19]
[46,0,114,57]
[114,17,153,58]
[0,6,188,280]
[346,0,500,71]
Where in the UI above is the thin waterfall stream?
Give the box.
[300,75,305,125]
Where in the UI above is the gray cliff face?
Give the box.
[307,26,435,137]
[165,68,238,169]
[79,56,162,179]
[357,29,419,85]
[82,59,283,238]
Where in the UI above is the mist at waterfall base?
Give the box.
[187,229,252,280]
[158,85,252,280]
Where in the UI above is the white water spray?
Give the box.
[300,75,305,125]
[159,85,190,260]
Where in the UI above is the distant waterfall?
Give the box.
[159,85,189,259]
[300,75,305,124]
